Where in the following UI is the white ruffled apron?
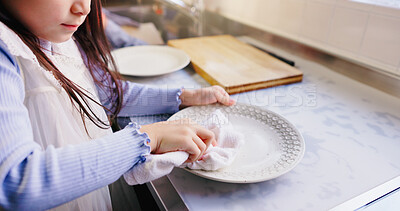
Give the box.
[0,22,113,211]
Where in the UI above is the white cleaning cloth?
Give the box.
[124,109,244,185]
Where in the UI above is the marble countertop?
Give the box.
[126,38,400,210]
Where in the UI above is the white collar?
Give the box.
[0,21,37,61]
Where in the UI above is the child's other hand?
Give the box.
[139,119,215,162]
[179,85,236,108]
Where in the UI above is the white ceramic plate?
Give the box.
[111,45,190,76]
[168,104,305,183]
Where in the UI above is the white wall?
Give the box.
[204,0,400,77]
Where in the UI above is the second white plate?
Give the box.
[168,104,305,183]
[111,45,190,77]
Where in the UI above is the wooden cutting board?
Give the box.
[167,35,303,94]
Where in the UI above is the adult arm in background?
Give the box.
[102,9,147,49]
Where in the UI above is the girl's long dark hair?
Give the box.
[0,0,123,130]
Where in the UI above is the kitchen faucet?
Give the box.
[157,0,204,36]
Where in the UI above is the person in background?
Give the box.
[0,0,235,210]
[102,8,148,48]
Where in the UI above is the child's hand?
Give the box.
[179,85,236,108]
[139,119,215,162]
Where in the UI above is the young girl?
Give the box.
[0,0,234,210]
